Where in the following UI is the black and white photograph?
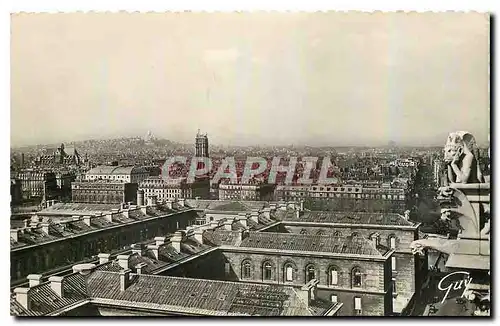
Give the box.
[8,11,490,317]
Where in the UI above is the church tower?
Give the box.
[195,129,209,158]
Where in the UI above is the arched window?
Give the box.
[305,264,316,282]
[388,235,396,249]
[316,229,325,236]
[328,266,339,286]
[334,231,342,237]
[242,260,252,279]
[351,232,360,238]
[263,261,273,281]
[352,267,362,288]
[300,228,308,235]
[283,262,296,282]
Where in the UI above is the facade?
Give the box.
[71,181,138,204]
[11,178,22,205]
[15,169,59,200]
[219,181,275,201]
[275,183,411,213]
[85,165,150,184]
[268,210,424,314]
[139,176,210,201]
[10,200,197,284]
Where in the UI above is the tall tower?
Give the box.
[195,129,209,158]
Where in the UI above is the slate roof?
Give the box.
[239,232,385,256]
[85,272,319,316]
[184,200,269,211]
[277,210,415,227]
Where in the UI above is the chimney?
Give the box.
[27,274,43,287]
[298,279,319,308]
[31,214,40,223]
[223,219,233,231]
[178,198,185,207]
[10,229,19,242]
[105,211,113,223]
[165,200,173,209]
[122,209,129,219]
[262,208,271,219]
[117,255,130,270]
[238,216,248,227]
[40,222,50,235]
[83,215,92,226]
[98,253,111,264]
[250,211,259,223]
[210,221,219,230]
[135,263,147,275]
[171,232,183,252]
[72,263,96,275]
[269,203,277,211]
[137,189,144,206]
[194,229,204,243]
[119,269,131,291]
[49,276,64,297]
[147,245,159,259]
[23,219,29,228]
[140,205,148,215]
[131,243,145,256]
[154,236,166,246]
[14,288,30,310]
[296,210,300,219]
[300,200,304,211]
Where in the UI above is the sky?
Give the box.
[11,12,490,147]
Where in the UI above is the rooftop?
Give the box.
[86,165,148,176]
[12,270,335,316]
[276,210,415,227]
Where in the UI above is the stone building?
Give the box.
[267,209,424,314]
[71,180,138,204]
[139,176,210,201]
[85,165,150,184]
[37,143,82,167]
[15,169,59,200]
[218,181,275,201]
[10,200,196,284]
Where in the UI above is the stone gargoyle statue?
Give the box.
[443,131,484,184]
[410,234,459,255]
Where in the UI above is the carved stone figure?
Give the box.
[443,131,484,184]
[410,235,459,255]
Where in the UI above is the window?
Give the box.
[334,231,342,237]
[242,260,251,279]
[263,262,273,281]
[351,232,360,238]
[306,265,316,282]
[389,236,396,249]
[285,265,294,282]
[370,233,380,246]
[225,263,231,276]
[329,267,339,286]
[354,297,362,314]
[392,257,397,271]
[330,294,338,303]
[352,267,362,288]
[392,278,397,294]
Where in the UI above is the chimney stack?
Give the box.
[131,243,145,256]
[262,208,271,219]
[23,219,29,228]
[117,255,130,270]
[147,245,159,259]
[135,263,147,275]
[48,276,64,297]
[250,211,259,224]
[31,214,40,223]
[238,215,248,227]
[122,209,129,219]
[27,274,43,287]
[171,232,183,252]
[105,211,113,223]
[300,200,304,211]
[223,219,233,231]
[14,288,30,310]
[298,279,319,308]
[178,198,185,207]
[10,229,19,242]
[137,189,144,206]
[98,253,111,264]
[296,210,300,219]
[154,236,166,246]
[165,200,173,209]
[83,215,92,227]
[40,222,50,235]
[194,229,204,243]
[119,269,131,291]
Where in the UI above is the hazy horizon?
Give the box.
[11,12,490,148]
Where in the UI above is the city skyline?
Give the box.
[11,12,489,147]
